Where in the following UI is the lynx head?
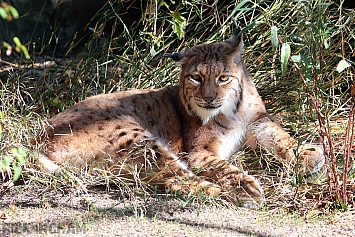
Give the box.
[164,19,245,124]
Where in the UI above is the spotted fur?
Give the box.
[39,21,324,208]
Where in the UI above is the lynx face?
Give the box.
[39,20,325,208]
[181,53,242,124]
[172,35,244,125]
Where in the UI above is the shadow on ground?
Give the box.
[1,184,353,237]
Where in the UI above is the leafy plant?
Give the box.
[270,0,354,208]
[0,3,30,59]
[0,0,354,213]
[0,147,26,182]
[2,37,30,59]
[170,11,187,40]
[0,2,18,21]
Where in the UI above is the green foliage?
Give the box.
[280,42,291,75]
[265,1,354,208]
[0,3,30,59]
[171,11,187,40]
[0,2,19,21]
[270,26,278,49]
[0,78,42,183]
[12,36,30,59]
[0,109,27,182]
[1,0,354,210]
[0,147,26,181]
[1,37,30,59]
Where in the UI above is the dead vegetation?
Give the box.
[0,1,354,235]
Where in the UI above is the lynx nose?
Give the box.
[204,97,215,104]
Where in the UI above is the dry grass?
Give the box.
[0,0,354,223]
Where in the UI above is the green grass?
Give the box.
[0,0,354,212]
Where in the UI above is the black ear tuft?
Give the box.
[230,18,242,48]
[232,18,242,39]
[163,53,183,62]
[225,19,244,63]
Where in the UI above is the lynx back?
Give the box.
[39,20,324,208]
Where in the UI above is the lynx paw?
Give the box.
[37,152,60,173]
[297,144,325,175]
[230,174,264,209]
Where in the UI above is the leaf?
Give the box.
[8,6,18,19]
[150,46,157,57]
[280,43,291,75]
[11,148,18,155]
[270,26,278,49]
[242,21,262,32]
[20,45,30,59]
[50,98,62,106]
[297,174,304,184]
[290,176,297,186]
[15,46,21,53]
[1,157,12,170]
[336,59,351,73]
[13,37,21,47]
[337,198,349,210]
[12,165,22,182]
[171,11,187,40]
[3,42,11,49]
[291,55,301,63]
[11,147,26,163]
[0,8,7,19]
[161,1,169,8]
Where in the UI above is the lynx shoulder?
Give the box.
[38,20,324,208]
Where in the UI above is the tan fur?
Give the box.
[39,23,324,208]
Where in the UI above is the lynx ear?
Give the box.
[163,52,185,65]
[225,18,244,63]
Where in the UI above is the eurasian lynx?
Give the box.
[39,20,324,208]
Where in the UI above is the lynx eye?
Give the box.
[188,75,202,85]
[218,75,231,84]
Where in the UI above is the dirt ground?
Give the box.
[0,184,354,237]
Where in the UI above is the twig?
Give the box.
[342,82,355,205]
[0,59,18,67]
[277,36,341,205]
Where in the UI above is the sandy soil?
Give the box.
[1,184,354,237]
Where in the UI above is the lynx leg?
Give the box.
[186,151,264,207]
[143,141,224,197]
[37,152,60,173]
[247,115,325,175]
[295,144,325,175]
[143,143,263,207]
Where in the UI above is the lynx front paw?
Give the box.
[297,144,325,175]
[228,173,264,209]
